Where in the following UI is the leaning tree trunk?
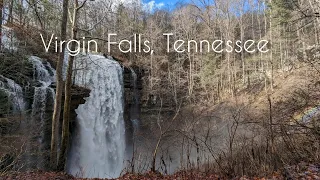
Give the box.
[50,0,69,170]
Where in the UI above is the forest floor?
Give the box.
[1,162,319,180]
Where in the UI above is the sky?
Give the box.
[142,0,188,11]
[142,0,262,13]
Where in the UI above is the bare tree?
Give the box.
[50,0,69,171]
[58,0,87,171]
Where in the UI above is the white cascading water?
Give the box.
[30,56,56,123]
[0,75,26,112]
[67,54,125,179]
[29,56,56,168]
[30,56,56,84]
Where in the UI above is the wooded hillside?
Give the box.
[0,0,319,179]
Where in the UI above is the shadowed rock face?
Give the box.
[56,84,91,158]
[122,66,143,153]
[123,66,143,90]
[103,44,131,65]
[60,85,91,124]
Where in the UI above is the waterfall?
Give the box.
[67,54,125,179]
[0,75,25,113]
[129,68,140,133]
[30,56,56,123]
[29,56,56,169]
[30,56,56,85]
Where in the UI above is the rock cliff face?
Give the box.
[123,66,143,118]
[123,66,143,150]
[58,85,91,125]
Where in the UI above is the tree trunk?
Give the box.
[58,0,81,171]
[240,3,245,85]
[50,0,69,170]
[0,0,3,51]
[8,0,13,23]
[151,135,161,172]
[269,0,274,91]
[19,0,23,25]
[268,95,277,170]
